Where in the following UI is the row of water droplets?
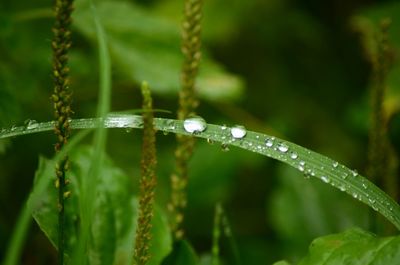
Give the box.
[177,116,399,221]
[1,115,400,228]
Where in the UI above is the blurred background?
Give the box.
[1,0,400,264]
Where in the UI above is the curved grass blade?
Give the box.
[72,2,112,264]
[1,115,400,230]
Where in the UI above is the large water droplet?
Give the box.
[290,152,298,160]
[230,125,247,139]
[265,138,274,147]
[183,116,207,134]
[277,143,289,153]
[321,175,330,183]
[26,120,38,130]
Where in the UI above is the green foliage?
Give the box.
[27,146,172,265]
[72,0,243,101]
[161,240,198,265]
[286,228,400,265]
[2,0,400,264]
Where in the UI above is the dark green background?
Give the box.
[1,0,400,264]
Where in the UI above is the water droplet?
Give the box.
[299,161,305,166]
[351,170,358,177]
[342,173,348,179]
[265,138,274,147]
[298,165,305,172]
[183,116,207,134]
[26,120,38,130]
[230,125,247,139]
[321,175,330,183]
[290,152,298,160]
[221,143,229,152]
[277,143,289,153]
[207,138,214,145]
[339,185,346,192]
[362,183,367,189]
[369,198,376,204]
[11,125,17,131]
[221,125,227,130]
[352,193,358,199]
[332,161,338,168]
[125,127,133,133]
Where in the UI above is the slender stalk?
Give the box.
[51,0,74,263]
[212,203,223,265]
[133,82,158,265]
[367,19,391,188]
[169,0,204,240]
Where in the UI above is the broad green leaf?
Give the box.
[297,227,400,265]
[161,240,198,265]
[27,146,172,265]
[72,0,243,101]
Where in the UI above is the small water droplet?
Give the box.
[166,120,175,130]
[221,143,230,152]
[207,138,214,145]
[339,185,346,192]
[183,116,207,134]
[298,165,305,172]
[332,161,338,168]
[321,175,330,183]
[342,173,348,179]
[290,152,298,160]
[265,138,274,147]
[362,183,367,189]
[26,120,38,130]
[230,125,247,139]
[351,170,358,177]
[221,125,227,130]
[299,161,305,166]
[277,143,289,153]
[352,193,358,199]
[125,127,133,133]
[369,198,376,204]
[11,125,17,131]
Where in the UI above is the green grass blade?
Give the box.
[72,2,112,264]
[1,115,400,230]
[1,129,92,265]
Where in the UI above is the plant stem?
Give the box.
[51,0,74,263]
[169,0,204,240]
[133,82,157,265]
